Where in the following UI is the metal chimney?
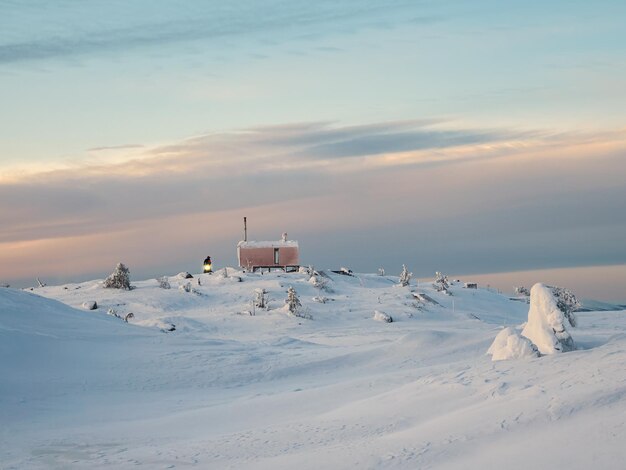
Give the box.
[243,217,247,242]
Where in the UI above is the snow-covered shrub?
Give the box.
[340,267,353,276]
[373,310,393,323]
[515,286,530,296]
[254,288,268,309]
[309,274,329,291]
[82,301,98,310]
[156,276,171,289]
[399,265,412,287]
[179,282,199,294]
[378,268,385,276]
[286,286,301,314]
[487,327,539,361]
[313,296,328,303]
[550,286,580,327]
[103,263,131,290]
[124,312,134,322]
[0,283,9,288]
[177,272,193,279]
[433,271,450,294]
[521,283,575,354]
[106,308,132,323]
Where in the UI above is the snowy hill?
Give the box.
[1,270,625,469]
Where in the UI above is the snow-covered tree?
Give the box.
[433,271,450,293]
[399,265,412,287]
[103,263,131,290]
[286,286,301,314]
[514,286,530,296]
[550,286,581,327]
[254,288,268,309]
[521,283,575,354]
[378,268,385,276]
[156,276,171,289]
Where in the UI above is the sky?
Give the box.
[1,0,625,301]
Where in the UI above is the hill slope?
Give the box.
[1,270,625,469]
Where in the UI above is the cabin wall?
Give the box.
[238,246,299,268]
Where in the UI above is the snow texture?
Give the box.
[522,283,575,354]
[1,271,625,470]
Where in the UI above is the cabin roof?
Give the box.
[238,240,299,249]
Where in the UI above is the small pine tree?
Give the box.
[286,286,301,314]
[254,288,268,309]
[433,271,450,293]
[550,286,580,327]
[103,263,131,290]
[399,265,412,287]
[515,286,530,296]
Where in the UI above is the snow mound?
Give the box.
[373,310,393,323]
[488,327,539,361]
[82,300,98,310]
[522,283,575,354]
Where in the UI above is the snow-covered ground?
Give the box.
[1,269,625,469]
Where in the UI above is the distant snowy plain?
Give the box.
[1,269,625,469]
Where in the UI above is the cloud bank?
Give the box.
[1,119,625,288]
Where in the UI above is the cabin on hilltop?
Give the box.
[238,234,299,272]
[237,219,299,272]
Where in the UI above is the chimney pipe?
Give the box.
[243,217,247,242]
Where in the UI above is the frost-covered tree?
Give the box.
[433,271,450,293]
[521,283,575,354]
[254,288,268,309]
[399,265,412,287]
[103,263,131,290]
[378,268,385,276]
[550,286,581,327]
[514,286,530,296]
[156,276,171,289]
[286,286,301,314]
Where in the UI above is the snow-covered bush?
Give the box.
[313,296,328,303]
[106,307,132,322]
[521,283,575,354]
[550,286,580,327]
[284,286,310,318]
[286,286,301,314]
[156,276,171,289]
[177,272,193,279]
[82,301,98,310]
[373,310,393,323]
[254,288,268,309]
[399,265,412,287]
[515,286,530,296]
[179,282,199,294]
[378,268,385,276]
[309,274,329,292]
[488,327,539,361]
[103,263,131,290]
[433,271,450,294]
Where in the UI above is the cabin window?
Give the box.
[274,248,280,264]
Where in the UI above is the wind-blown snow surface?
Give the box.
[1,271,625,469]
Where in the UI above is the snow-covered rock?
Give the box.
[373,310,393,323]
[488,327,539,361]
[177,272,194,279]
[82,300,98,310]
[521,283,575,354]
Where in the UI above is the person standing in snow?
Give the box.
[203,256,212,274]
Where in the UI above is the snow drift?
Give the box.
[488,327,538,361]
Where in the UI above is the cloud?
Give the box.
[0,1,442,65]
[1,119,625,287]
